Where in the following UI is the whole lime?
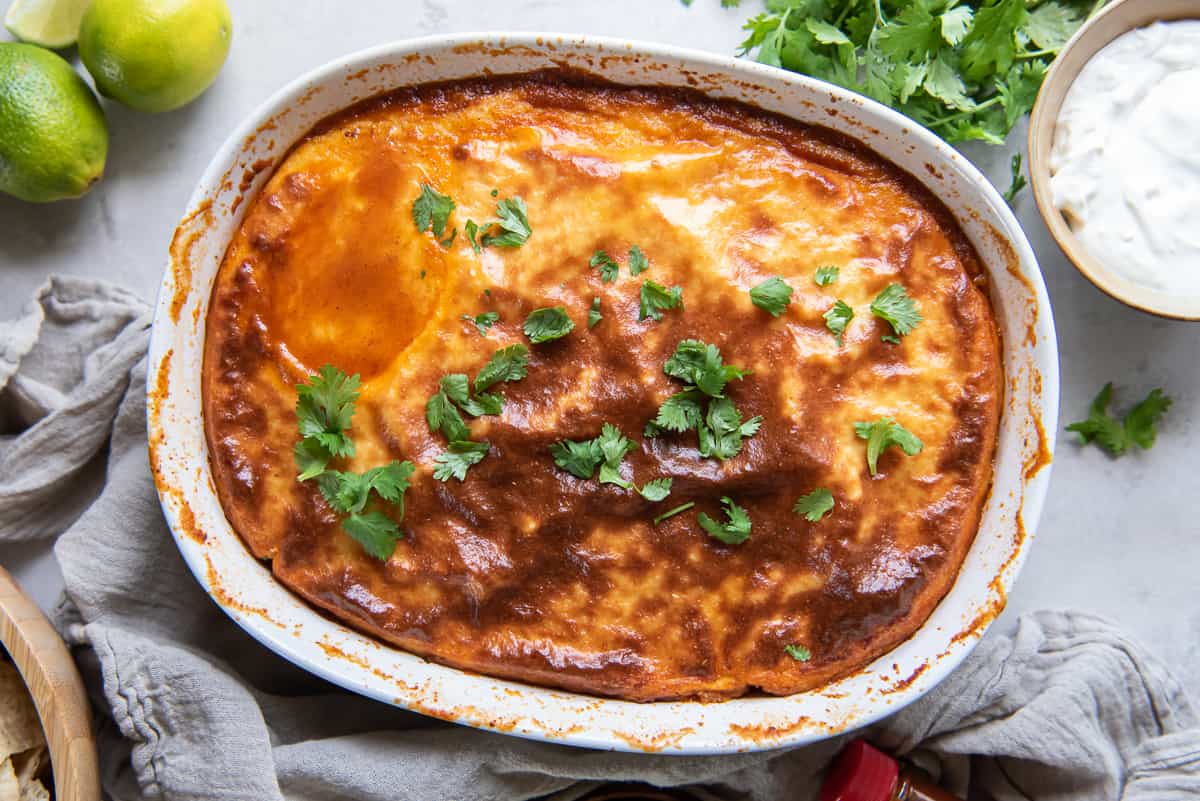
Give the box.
[78,0,232,113]
[0,42,108,203]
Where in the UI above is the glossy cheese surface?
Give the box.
[203,74,1002,701]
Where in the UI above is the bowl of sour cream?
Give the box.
[1028,0,1200,320]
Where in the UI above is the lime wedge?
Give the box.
[4,0,90,49]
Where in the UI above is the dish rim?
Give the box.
[1027,0,1200,321]
[147,32,1059,754]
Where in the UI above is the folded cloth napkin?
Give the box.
[2,276,1198,801]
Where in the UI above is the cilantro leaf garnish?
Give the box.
[293,368,413,561]
[737,0,1097,146]
[653,501,695,525]
[318,461,415,519]
[784,644,812,662]
[480,196,531,248]
[814,266,840,286]
[749,276,793,317]
[1066,383,1173,457]
[474,344,530,393]
[465,220,482,254]
[463,311,499,335]
[654,389,705,433]
[655,341,758,462]
[523,306,575,344]
[433,440,490,482]
[638,478,673,502]
[639,280,684,322]
[823,300,854,347]
[663,340,750,398]
[1003,152,1027,204]
[698,496,752,545]
[596,423,637,489]
[854,417,924,476]
[628,244,649,276]
[589,250,620,283]
[549,438,603,479]
[342,512,403,561]
[550,424,671,501]
[698,396,761,461]
[588,296,602,329]
[294,439,333,483]
[793,488,834,522]
[293,365,361,479]
[411,184,456,239]
[881,334,901,345]
[425,383,471,442]
[870,284,922,337]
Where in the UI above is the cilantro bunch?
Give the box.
[739,0,1102,145]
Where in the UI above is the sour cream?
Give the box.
[1049,20,1200,296]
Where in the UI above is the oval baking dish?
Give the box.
[148,33,1058,755]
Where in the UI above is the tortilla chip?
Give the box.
[0,757,19,801]
[0,664,42,758]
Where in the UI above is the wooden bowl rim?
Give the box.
[1027,0,1200,321]
[0,566,100,801]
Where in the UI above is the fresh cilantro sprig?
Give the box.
[870,284,922,337]
[785,644,812,662]
[412,184,456,241]
[589,245,651,283]
[749,276,793,317]
[1066,383,1172,457]
[474,344,530,393]
[523,307,575,343]
[588,297,603,329]
[549,423,673,501]
[433,441,490,481]
[814,266,840,286]
[1004,152,1027,203]
[590,250,620,283]
[793,488,835,522]
[629,245,649,275]
[639,280,684,322]
[737,0,1101,146]
[294,365,360,480]
[293,367,414,561]
[651,340,760,461]
[463,311,499,335]
[426,346,530,481]
[466,196,532,251]
[824,300,854,347]
[698,496,752,545]
[854,417,925,476]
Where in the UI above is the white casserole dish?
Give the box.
[148,33,1058,755]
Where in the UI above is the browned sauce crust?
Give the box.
[202,72,1002,701]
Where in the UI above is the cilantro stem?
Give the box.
[1016,49,1056,60]
[653,501,696,525]
[924,95,1002,128]
[872,0,887,25]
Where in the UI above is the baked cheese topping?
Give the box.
[203,73,1002,701]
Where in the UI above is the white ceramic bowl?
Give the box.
[148,33,1059,755]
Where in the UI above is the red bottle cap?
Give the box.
[820,740,900,801]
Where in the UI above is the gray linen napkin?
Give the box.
[2,276,1198,801]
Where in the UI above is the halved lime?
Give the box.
[4,0,90,49]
